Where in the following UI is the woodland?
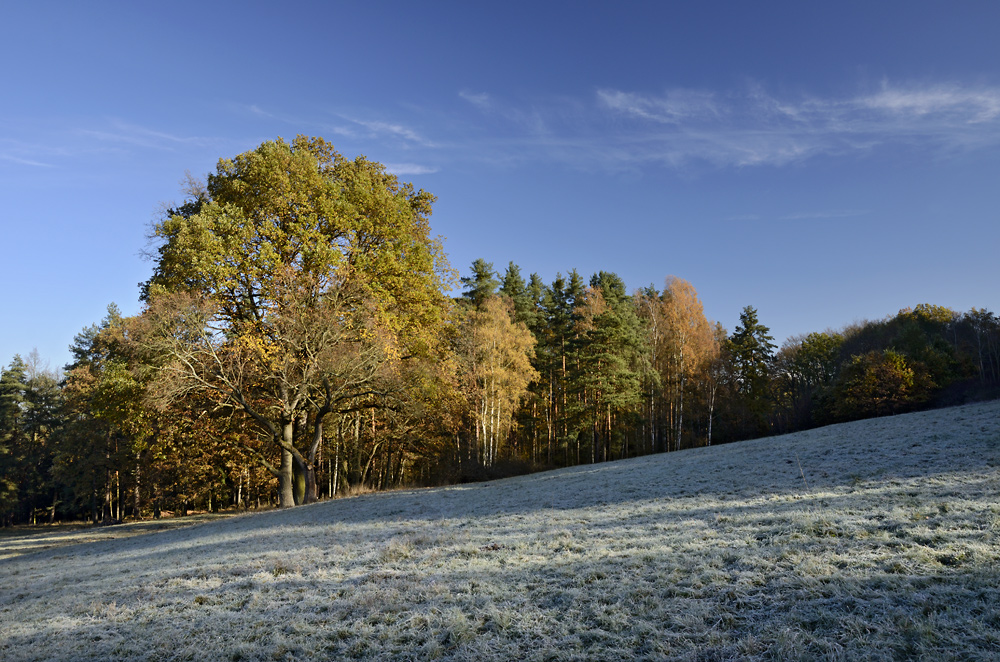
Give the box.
[2,136,999,526]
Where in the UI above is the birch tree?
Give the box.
[463,296,538,466]
[661,277,716,451]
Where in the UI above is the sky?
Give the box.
[2,1,999,372]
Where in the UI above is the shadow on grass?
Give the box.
[3,401,998,574]
[2,506,999,662]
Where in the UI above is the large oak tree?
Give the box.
[139,136,451,507]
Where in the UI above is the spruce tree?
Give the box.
[729,305,777,435]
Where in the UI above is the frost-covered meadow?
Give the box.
[2,401,999,661]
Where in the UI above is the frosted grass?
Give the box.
[2,401,999,661]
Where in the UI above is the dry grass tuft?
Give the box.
[2,401,1000,660]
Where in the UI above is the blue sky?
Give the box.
[2,1,999,372]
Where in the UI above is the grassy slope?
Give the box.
[1,401,999,661]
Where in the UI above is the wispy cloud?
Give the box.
[384,162,439,176]
[345,117,435,147]
[861,84,1000,123]
[316,123,358,139]
[597,88,719,124]
[724,209,869,222]
[778,209,869,221]
[457,90,550,135]
[596,82,1000,168]
[459,90,492,109]
[246,104,274,119]
[0,153,53,167]
[80,120,217,151]
[453,81,1000,171]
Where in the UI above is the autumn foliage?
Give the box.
[2,138,999,523]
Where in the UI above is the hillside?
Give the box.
[2,401,999,661]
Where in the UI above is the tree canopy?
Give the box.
[139,136,452,507]
[3,134,999,523]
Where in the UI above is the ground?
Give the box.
[2,401,999,661]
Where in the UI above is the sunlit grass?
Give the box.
[2,401,999,660]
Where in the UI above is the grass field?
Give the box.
[2,401,999,661]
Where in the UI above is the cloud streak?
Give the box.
[79,120,218,151]
[0,153,53,167]
[384,162,439,176]
[593,82,1000,168]
[723,209,869,222]
[345,117,436,147]
[459,90,492,109]
[458,81,1000,171]
[860,84,1000,123]
[778,209,869,221]
[596,88,720,124]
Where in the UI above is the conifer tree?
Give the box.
[572,274,651,462]
[729,305,777,435]
[461,259,500,309]
[0,356,28,522]
[500,262,536,328]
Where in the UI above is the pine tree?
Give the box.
[461,259,500,310]
[500,262,538,329]
[728,305,777,435]
[571,274,651,463]
[0,356,28,523]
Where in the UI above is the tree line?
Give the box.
[2,136,998,525]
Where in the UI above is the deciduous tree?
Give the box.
[459,296,538,466]
[139,136,451,507]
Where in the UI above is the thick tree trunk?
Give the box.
[292,458,307,505]
[279,446,296,508]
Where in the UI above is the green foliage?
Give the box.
[589,271,627,305]
[461,258,500,310]
[960,308,1000,385]
[727,306,776,435]
[832,350,933,420]
[772,332,844,431]
[796,332,844,388]
[570,280,652,461]
[729,306,776,395]
[0,356,28,519]
[0,352,62,525]
[499,262,537,328]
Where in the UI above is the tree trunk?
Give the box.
[292,455,312,505]
[707,383,716,447]
[134,451,142,519]
[279,446,296,508]
[296,456,318,504]
[333,435,341,496]
[606,404,612,462]
[676,375,685,452]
